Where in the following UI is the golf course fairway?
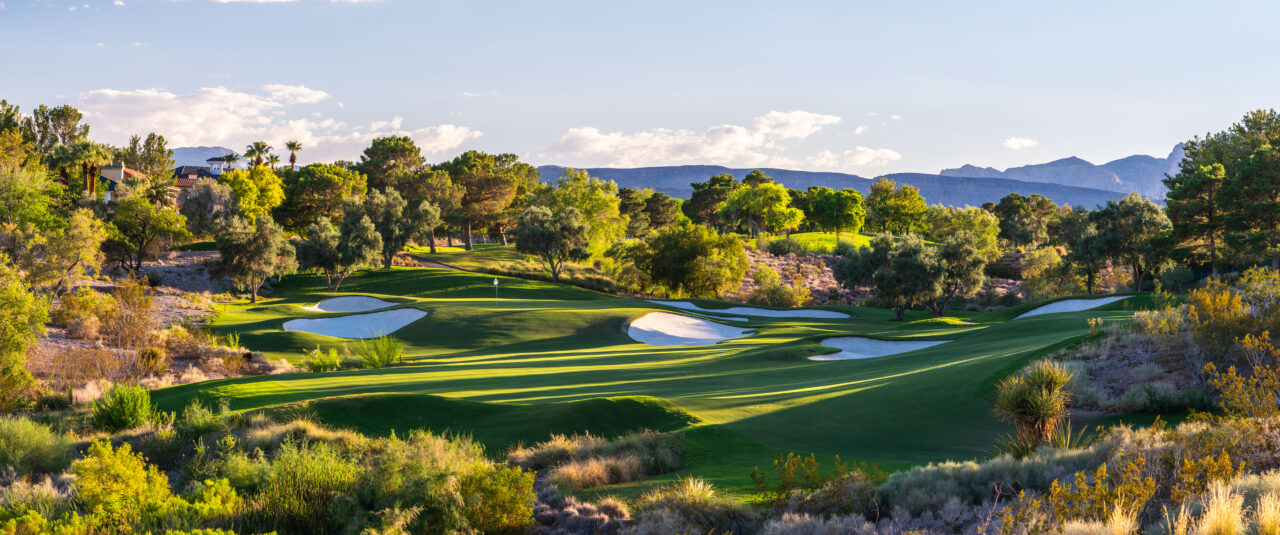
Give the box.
[152,267,1143,493]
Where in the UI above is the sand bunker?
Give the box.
[283,309,427,339]
[301,296,395,313]
[809,337,950,361]
[628,312,752,346]
[1015,296,1130,319]
[647,300,848,319]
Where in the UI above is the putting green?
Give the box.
[154,267,1143,492]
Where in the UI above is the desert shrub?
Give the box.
[1157,265,1196,294]
[45,348,124,392]
[51,286,116,328]
[832,240,860,258]
[760,512,876,535]
[994,360,1074,447]
[91,384,153,431]
[302,346,342,372]
[65,314,100,340]
[164,322,223,361]
[179,399,228,436]
[630,477,755,535]
[783,469,878,518]
[748,266,811,308]
[0,417,74,477]
[72,440,173,530]
[358,334,404,369]
[458,464,535,534]
[549,455,642,490]
[1187,282,1253,360]
[0,478,70,521]
[104,274,156,349]
[253,442,361,534]
[509,432,608,470]
[509,430,683,477]
[136,346,171,377]
[767,237,808,256]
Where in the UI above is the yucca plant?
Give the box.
[358,334,404,369]
[993,360,1073,447]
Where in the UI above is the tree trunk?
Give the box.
[551,259,561,283]
[447,229,455,247]
[894,306,905,321]
[498,224,508,246]
[464,223,474,251]
[1086,272,1096,295]
[428,229,438,254]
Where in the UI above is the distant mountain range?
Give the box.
[940,144,1184,200]
[174,144,1183,209]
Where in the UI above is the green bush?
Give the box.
[767,237,808,256]
[358,334,404,369]
[302,346,341,372]
[254,442,360,534]
[0,417,74,477]
[832,240,860,258]
[459,465,535,534]
[179,399,228,436]
[91,384,154,432]
[631,477,755,535]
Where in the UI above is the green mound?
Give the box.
[283,394,698,453]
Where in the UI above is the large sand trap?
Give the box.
[1015,296,1130,319]
[283,309,427,339]
[301,296,395,313]
[809,337,950,361]
[647,300,849,319]
[628,312,752,346]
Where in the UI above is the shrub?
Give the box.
[832,240,860,258]
[509,430,683,475]
[459,464,535,534]
[46,348,123,391]
[748,266,810,308]
[71,440,172,529]
[767,237,808,256]
[0,417,74,477]
[91,384,153,431]
[135,346,171,377]
[549,455,642,490]
[104,274,156,349]
[358,334,404,369]
[631,477,755,535]
[254,442,361,534]
[65,315,100,340]
[51,286,115,328]
[994,360,1074,446]
[1187,282,1253,360]
[761,513,876,535]
[179,399,228,436]
[303,346,342,372]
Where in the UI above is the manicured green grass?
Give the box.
[405,244,612,290]
[153,266,1146,496]
[768,231,874,253]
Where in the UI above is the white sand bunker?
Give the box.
[301,296,395,313]
[647,300,849,319]
[810,337,950,361]
[1015,296,1130,319]
[283,309,427,339]
[628,312,752,346]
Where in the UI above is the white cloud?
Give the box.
[543,110,840,168]
[113,0,124,5]
[77,85,480,163]
[890,114,902,120]
[95,42,106,47]
[133,41,149,46]
[462,90,500,98]
[1003,136,1038,150]
[808,147,902,169]
[853,125,868,135]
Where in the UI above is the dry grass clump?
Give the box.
[532,481,630,535]
[759,512,876,535]
[628,477,755,535]
[508,432,607,470]
[549,454,643,491]
[65,315,100,340]
[237,413,368,455]
[509,430,683,491]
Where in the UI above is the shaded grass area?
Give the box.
[156,266,1151,498]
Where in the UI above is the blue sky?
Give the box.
[1,0,1276,173]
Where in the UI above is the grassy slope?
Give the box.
[153,267,1142,494]
[767,231,874,252]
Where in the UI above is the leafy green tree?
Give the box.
[362,189,441,269]
[0,253,48,410]
[514,206,591,283]
[1225,146,1280,268]
[1163,163,1227,276]
[925,205,1001,261]
[275,163,368,231]
[619,187,653,237]
[435,151,534,250]
[297,213,383,290]
[22,104,89,158]
[0,128,41,170]
[398,169,463,253]
[1091,193,1171,291]
[992,193,1057,248]
[217,165,284,223]
[923,231,988,316]
[115,133,175,177]
[742,169,773,186]
[682,174,740,227]
[213,216,296,303]
[179,178,239,237]
[638,223,748,299]
[1056,208,1107,294]
[106,197,192,271]
[18,208,104,295]
[805,187,865,240]
[357,136,425,191]
[643,191,681,231]
[534,169,626,256]
[864,178,927,235]
[717,180,803,237]
[835,233,941,321]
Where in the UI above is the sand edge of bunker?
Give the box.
[627,311,754,346]
[1015,296,1131,319]
[282,308,428,339]
[810,336,952,361]
[647,300,850,319]
[301,296,397,313]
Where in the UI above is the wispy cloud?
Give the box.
[1003,136,1038,150]
[808,147,902,170]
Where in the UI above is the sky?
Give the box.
[1,0,1278,174]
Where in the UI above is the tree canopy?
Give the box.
[717,180,803,237]
[864,178,927,235]
[514,206,591,283]
[217,165,284,223]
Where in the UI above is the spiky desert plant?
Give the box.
[993,360,1073,446]
[1194,482,1244,535]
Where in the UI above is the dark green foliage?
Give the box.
[0,416,74,476]
[106,196,192,271]
[178,178,238,237]
[513,205,590,282]
[275,162,368,231]
[682,173,740,227]
[766,237,808,256]
[864,177,927,234]
[92,384,153,432]
[835,233,943,320]
[637,223,748,298]
[805,186,866,240]
[993,192,1057,248]
[213,216,296,303]
[1090,193,1170,291]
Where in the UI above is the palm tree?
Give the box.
[285,140,302,171]
[993,360,1073,448]
[59,141,113,195]
[245,141,272,167]
[221,153,240,169]
[266,154,280,170]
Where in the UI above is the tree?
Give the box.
[18,208,104,295]
[285,140,302,171]
[221,153,240,169]
[1091,193,1171,291]
[742,169,773,186]
[805,187,865,241]
[362,188,441,269]
[357,136,425,191]
[22,104,89,158]
[397,169,463,254]
[1056,208,1107,294]
[1164,163,1227,276]
[923,231,988,316]
[1225,146,1280,268]
[266,154,281,170]
[116,133,175,177]
[274,163,368,231]
[683,174,740,228]
[717,180,803,237]
[179,178,239,237]
[297,213,382,291]
[106,197,192,271]
[436,151,532,250]
[864,178,927,234]
[533,168,626,255]
[636,223,748,299]
[213,216,296,303]
[48,140,112,195]
[643,191,681,231]
[835,233,941,321]
[243,141,272,167]
[217,165,284,223]
[0,128,41,170]
[925,205,1001,261]
[992,193,1056,248]
[513,206,591,283]
[0,254,48,410]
